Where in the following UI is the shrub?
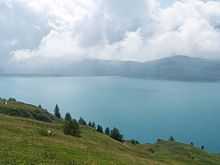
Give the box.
[148,148,155,154]
[64,119,80,137]
[33,112,52,122]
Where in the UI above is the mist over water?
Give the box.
[1,76,220,152]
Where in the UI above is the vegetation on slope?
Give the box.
[0,98,56,122]
[0,98,219,165]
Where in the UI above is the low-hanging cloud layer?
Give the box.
[1,0,220,71]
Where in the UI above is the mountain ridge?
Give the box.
[2,56,220,81]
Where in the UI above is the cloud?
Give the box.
[1,0,220,71]
[0,0,49,66]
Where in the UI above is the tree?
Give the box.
[54,104,61,119]
[157,138,162,143]
[190,142,194,146]
[78,117,87,126]
[97,125,103,133]
[201,145,205,150]
[91,122,96,128]
[105,127,110,135]
[63,119,80,137]
[131,139,140,145]
[88,121,92,127]
[110,128,123,142]
[65,113,72,122]
[8,98,16,102]
[169,136,175,142]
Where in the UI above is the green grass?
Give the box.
[0,101,220,165]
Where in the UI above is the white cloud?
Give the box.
[0,0,49,66]
[147,0,220,58]
[1,0,220,71]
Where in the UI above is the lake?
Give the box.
[0,76,220,152]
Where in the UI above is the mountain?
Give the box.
[3,56,220,81]
[67,56,220,81]
[0,99,220,164]
[141,56,220,81]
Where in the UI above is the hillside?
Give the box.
[0,100,220,164]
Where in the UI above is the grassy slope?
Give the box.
[0,103,220,165]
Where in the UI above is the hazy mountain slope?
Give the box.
[140,56,220,81]
[3,56,220,81]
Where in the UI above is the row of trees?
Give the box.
[0,97,17,103]
[54,104,206,149]
[64,117,80,137]
[159,136,205,150]
[93,123,123,142]
[54,105,80,137]
[54,105,123,142]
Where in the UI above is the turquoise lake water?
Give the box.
[0,76,220,152]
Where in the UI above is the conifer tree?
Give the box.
[65,113,72,122]
[63,119,80,137]
[105,127,110,135]
[54,104,61,119]
[97,125,103,133]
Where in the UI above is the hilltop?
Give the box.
[0,99,220,165]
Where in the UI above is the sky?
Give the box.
[1,0,220,71]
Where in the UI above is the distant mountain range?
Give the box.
[2,56,220,81]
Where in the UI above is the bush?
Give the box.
[148,148,155,154]
[64,119,80,137]
[33,112,52,122]
[110,128,123,142]
[0,105,55,122]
